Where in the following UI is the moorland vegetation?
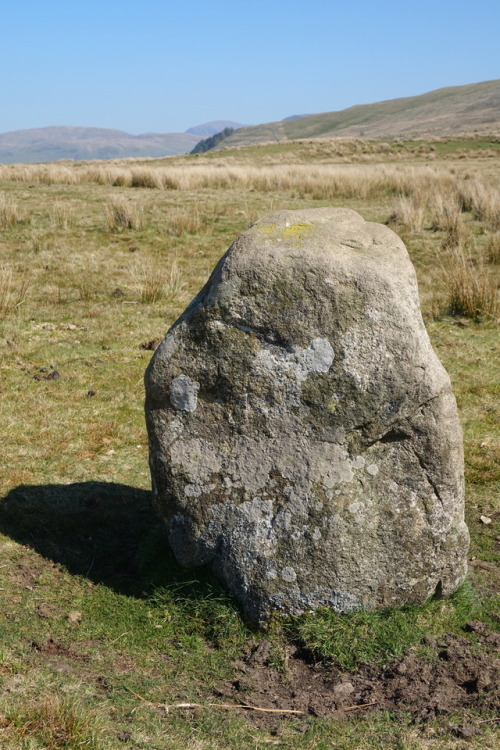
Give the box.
[0,137,498,749]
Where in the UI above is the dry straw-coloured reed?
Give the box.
[0,266,30,319]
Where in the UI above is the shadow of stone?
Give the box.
[0,481,173,595]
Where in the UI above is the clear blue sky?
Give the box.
[1,0,498,134]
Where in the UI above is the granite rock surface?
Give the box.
[145,208,469,625]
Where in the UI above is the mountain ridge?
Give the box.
[0,126,202,164]
[217,80,500,149]
[185,120,245,136]
[1,80,498,163]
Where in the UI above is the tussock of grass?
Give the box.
[2,695,103,749]
[0,192,26,226]
[388,194,425,231]
[130,258,186,304]
[135,526,248,650]
[28,230,55,254]
[77,278,99,301]
[166,206,205,235]
[0,265,30,319]
[106,195,144,230]
[289,583,481,671]
[50,201,76,230]
[439,246,499,320]
[130,166,165,189]
[149,582,248,650]
[486,231,500,263]
[431,194,471,248]
[458,179,500,231]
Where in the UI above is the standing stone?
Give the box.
[145,208,469,626]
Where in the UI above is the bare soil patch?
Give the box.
[30,637,90,662]
[216,629,500,731]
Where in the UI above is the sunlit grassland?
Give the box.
[0,141,498,748]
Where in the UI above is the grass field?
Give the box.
[0,140,498,748]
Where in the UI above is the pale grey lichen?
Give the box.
[169,375,200,412]
[281,566,297,583]
[255,337,334,386]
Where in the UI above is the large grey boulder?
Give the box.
[145,208,469,626]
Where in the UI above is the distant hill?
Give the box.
[2,81,498,163]
[0,126,202,164]
[218,80,500,149]
[190,127,235,154]
[185,120,245,136]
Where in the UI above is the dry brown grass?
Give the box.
[457,179,500,231]
[16,164,79,185]
[130,166,165,189]
[85,165,133,187]
[166,205,206,236]
[438,246,499,320]
[0,193,26,227]
[388,194,426,232]
[49,201,76,229]
[130,258,186,304]
[486,232,500,264]
[0,266,30,319]
[0,161,461,197]
[1,695,102,749]
[105,194,144,230]
[0,160,498,235]
[28,230,55,254]
[431,194,471,249]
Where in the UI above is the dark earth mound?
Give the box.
[216,630,499,731]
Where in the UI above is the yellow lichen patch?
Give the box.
[280,222,313,241]
[253,222,278,235]
[253,221,313,244]
[327,399,338,414]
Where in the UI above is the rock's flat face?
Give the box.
[145,208,469,625]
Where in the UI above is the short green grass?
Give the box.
[287,582,497,672]
[0,140,498,748]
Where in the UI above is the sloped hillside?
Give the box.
[219,80,500,148]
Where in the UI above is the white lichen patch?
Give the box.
[298,338,335,375]
[253,337,334,409]
[281,566,297,583]
[170,374,200,412]
[184,483,216,498]
[170,438,222,482]
[366,464,379,477]
[155,331,178,359]
[348,502,363,514]
[340,325,392,390]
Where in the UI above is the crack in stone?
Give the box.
[411,445,445,510]
[215,318,295,352]
[352,391,443,448]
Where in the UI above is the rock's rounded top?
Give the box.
[159,208,432,369]
[250,206,395,245]
[237,207,408,269]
